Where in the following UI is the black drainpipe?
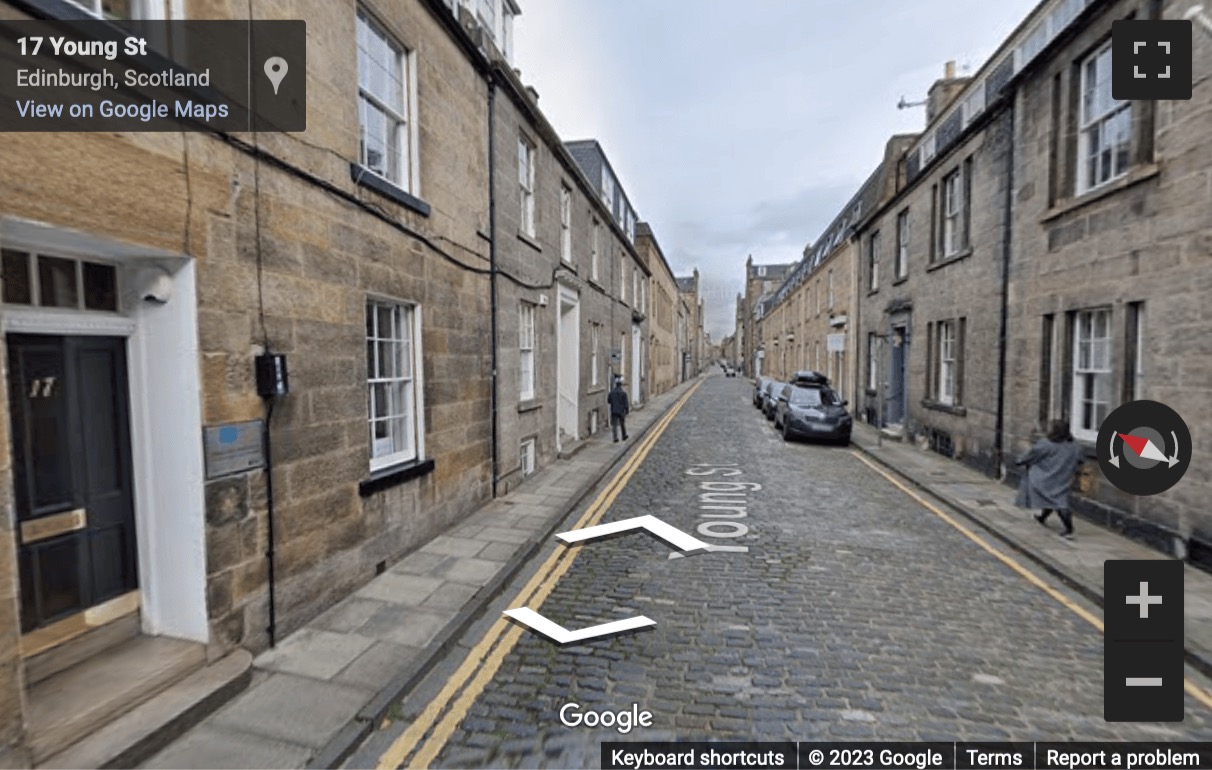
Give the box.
[262,399,278,646]
[488,72,500,497]
[994,96,1015,478]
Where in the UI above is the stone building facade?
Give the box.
[0,0,670,762]
[562,140,651,408]
[635,222,682,398]
[738,258,795,377]
[748,0,1212,568]
[489,71,648,492]
[856,112,1013,476]
[1003,0,1212,561]
[676,271,705,379]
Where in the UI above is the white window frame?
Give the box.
[358,10,416,193]
[938,320,956,406]
[1078,43,1131,194]
[867,332,878,390]
[520,437,536,477]
[559,184,572,263]
[895,209,910,278]
[519,302,536,401]
[620,255,627,302]
[591,219,600,282]
[591,323,600,387]
[827,270,834,309]
[518,136,536,237]
[68,0,175,18]
[601,168,615,213]
[867,232,880,291]
[1072,308,1112,441]
[942,168,963,256]
[367,298,423,471]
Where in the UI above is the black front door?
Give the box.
[886,325,908,425]
[8,334,138,633]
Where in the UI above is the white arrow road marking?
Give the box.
[556,514,710,555]
[503,607,655,644]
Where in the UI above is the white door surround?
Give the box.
[555,284,579,451]
[0,218,209,645]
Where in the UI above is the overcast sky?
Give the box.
[513,0,1040,339]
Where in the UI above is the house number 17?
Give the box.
[28,377,56,398]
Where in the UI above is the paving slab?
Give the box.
[209,675,369,749]
[420,582,481,610]
[419,535,489,558]
[310,597,385,634]
[431,556,503,586]
[254,629,377,681]
[355,572,443,604]
[333,641,422,692]
[388,550,448,575]
[142,724,312,769]
[475,541,519,563]
[477,525,534,544]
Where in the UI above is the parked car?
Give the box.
[773,379,852,443]
[762,379,784,420]
[724,366,736,377]
[753,376,772,407]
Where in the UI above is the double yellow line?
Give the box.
[852,451,1212,714]
[377,382,702,769]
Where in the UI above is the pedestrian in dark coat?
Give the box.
[608,378,630,442]
[1015,419,1083,539]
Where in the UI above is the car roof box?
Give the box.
[791,370,828,384]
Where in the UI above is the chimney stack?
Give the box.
[926,59,971,123]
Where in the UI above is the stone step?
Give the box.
[26,635,207,764]
[39,648,252,769]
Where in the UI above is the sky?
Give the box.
[512,0,1041,339]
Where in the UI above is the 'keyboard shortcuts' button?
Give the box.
[1104,560,1185,722]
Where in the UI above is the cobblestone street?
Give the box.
[350,376,1212,769]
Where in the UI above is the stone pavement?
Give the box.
[849,421,1212,676]
[141,378,701,770]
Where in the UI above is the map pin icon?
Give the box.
[264,57,288,95]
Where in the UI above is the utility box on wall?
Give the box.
[255,353,289,398]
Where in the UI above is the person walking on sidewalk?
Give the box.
[608,377,630,442]
[1014,419,1083,540]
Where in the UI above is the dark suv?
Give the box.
[773,373,852,443]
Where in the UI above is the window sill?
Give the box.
[1042,163,1161,224]
[926,249,972,272]
[19,0,95,20]
[892,276,909,286]
[587,386,606,396]
[865,388,878,397]
[358,458,435,497]
[350,164,431,217]
[517,231,542,252]
[867,288,880,297]
[921,399,967,417]
[518,399,542,413]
